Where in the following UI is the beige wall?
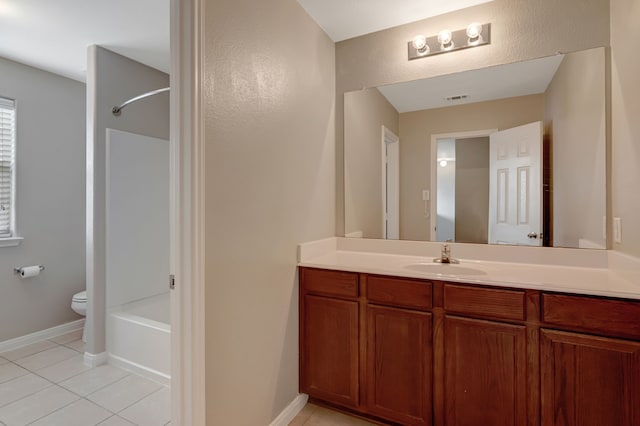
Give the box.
[455,137,490,244]
[335,0,610,236]
[202,0,335,423]
[344,88,399,238]
[0,57,85,342]
[399,94,544,240]
[86,46,169,354]
[544,48,606,248]
[611,0,640,257]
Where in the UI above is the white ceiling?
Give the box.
[296,0,493,42]
[377,54,565,113]
[0,0,169,82]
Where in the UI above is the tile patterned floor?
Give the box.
[0,330,171,426]
[288,403,379,426]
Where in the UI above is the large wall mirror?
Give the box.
[344,46,606,249]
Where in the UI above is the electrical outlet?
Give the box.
[614,217,622,243]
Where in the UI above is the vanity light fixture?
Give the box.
[408,23,491,60]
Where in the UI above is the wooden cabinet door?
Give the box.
[541,329,640,426]
[367,305,432,425]
[301,294,359,408]
[444,316,527,426]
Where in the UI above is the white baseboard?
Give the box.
[0,319,85,353]
[108,353,171,386]
[84,351,108,368]
[269,394,309,426]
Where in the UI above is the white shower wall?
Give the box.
[105,129,169,309]
[105,128,170,381]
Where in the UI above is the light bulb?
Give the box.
[466,23,483,45]
[412,35,426,50]
[437,30,453,50]
[439,160,448,167]
[466,23,483,39]
[412,35,429,55]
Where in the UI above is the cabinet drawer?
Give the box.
[542,293,640,340]
[367,276,432,310]
[301,268,358,298]
[444,284,525,321]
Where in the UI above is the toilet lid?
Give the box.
[72,291,87,302]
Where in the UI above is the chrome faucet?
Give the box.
[434,240,459,264]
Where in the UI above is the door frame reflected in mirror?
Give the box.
[430,128,496,241]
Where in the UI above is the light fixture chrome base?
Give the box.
[408,23,491,60]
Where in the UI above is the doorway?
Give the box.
[429,123,544,246]
[430,129,496,242]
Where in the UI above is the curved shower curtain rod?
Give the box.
[112,87,170,116]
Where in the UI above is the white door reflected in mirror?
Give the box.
[488,121,543,246]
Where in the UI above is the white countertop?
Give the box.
[298,238,640,300]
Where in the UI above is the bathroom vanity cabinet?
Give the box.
[539,294,640,426]
[299,267,640,426]
[365,276,433,425]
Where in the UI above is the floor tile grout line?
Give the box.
[8,341,73,372]
[22,394,129,426]
[118,385,168,415]
[19,350,84,376]
[0,360,30,385]
[24,365,132,402]
[85,371,131,392]
[81,395,119,415]
[22,394,83,426]
[24,357,92,389]
[60,342,85,353]
[0,377,155,426]
[0,380,55,409]
[85,373,141,410]
[46,331,84,346]
[71,369,133,398]
[0,341,62,363]
[98,413,139,426]
[58,371,132,401]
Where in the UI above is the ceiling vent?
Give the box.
[445,95,469,101]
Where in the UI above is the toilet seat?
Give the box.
[72,291,87,303]
[71,290,88,343]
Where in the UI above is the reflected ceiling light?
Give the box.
[439,160,448,167]
[407,23,491,60]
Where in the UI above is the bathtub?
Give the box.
[106,292,170,384]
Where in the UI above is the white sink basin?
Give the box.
[403,262,487,276]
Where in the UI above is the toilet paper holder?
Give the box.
[14,265,45,275]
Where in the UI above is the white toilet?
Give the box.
[71,291,88,342]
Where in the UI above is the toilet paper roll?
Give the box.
[20,265,41,278]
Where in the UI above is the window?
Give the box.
[0,97,15,239]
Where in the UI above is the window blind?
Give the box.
[0,97,15,238]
